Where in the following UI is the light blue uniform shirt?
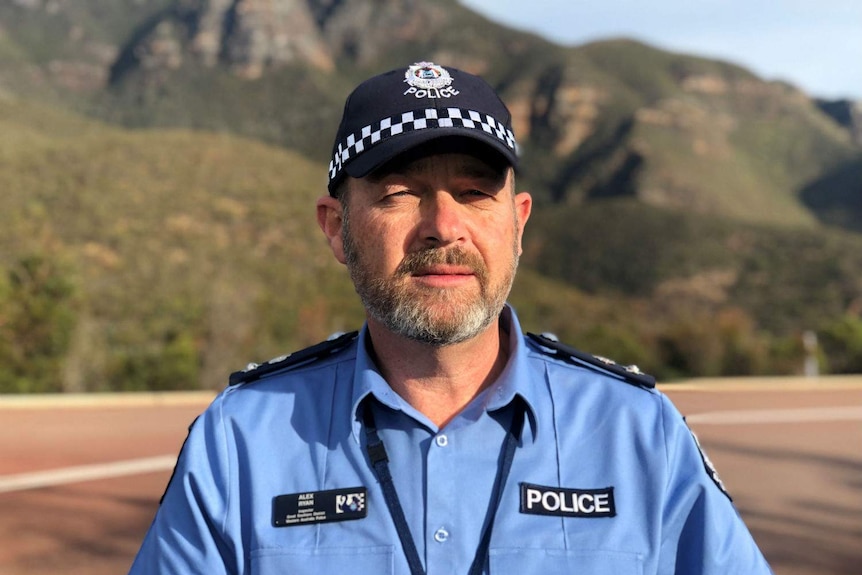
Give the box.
[130,306,772,574]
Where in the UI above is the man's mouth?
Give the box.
[412,264,475,277]
[394,247,488,291]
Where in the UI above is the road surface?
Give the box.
[1,377,860,575]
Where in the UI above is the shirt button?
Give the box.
[434,528,449,543]
[435,434,448,447]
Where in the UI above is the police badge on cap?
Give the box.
[402,62,460,100]
[405,62,453,90]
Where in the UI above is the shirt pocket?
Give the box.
[489,548,643,575]
[251,545,394,574]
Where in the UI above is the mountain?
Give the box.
[0,0,861,391]
[816,99,862,146]
[6,0,859,226]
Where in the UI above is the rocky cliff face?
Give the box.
[111,0,450,81]
[310,0,449,65]
[115,0,334,79]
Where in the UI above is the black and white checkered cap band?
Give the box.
[328,107,517,182]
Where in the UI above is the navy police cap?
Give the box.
[327,62,519,196]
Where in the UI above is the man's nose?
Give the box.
[418,193,466,247]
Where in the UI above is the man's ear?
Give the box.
[316,195,346,264]
[514,191,532,256]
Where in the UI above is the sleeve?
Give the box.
[656,394,774,574]
[128,395,237,574]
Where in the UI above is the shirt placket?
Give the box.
[424,428,459,575]
[423,413,510,575]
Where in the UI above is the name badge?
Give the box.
[273,487,367,527]
[520,482,616,518]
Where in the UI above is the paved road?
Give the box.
[0,378,860,575]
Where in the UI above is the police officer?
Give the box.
[129,62,773,574]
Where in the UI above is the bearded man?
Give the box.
[130,62,773,575]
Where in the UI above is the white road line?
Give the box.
[686,406,862,425]
[0,455,177,494]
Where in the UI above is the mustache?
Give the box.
[395,247,487,279]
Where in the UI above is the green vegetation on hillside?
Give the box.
[0,97,365,392]
[0,254,78,393]
[1,98,859,392]
[523,199,862,377]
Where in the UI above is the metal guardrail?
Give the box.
[1,375,860,409]
[0,391,217,409]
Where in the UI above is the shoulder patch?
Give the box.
[685,419,732,500]
[229,331,359,386]
[526,332,656,389]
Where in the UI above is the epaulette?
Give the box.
[526,332,656,389]
[228,331,359,386]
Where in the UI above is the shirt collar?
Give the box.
[350,304,540,444]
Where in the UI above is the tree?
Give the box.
[819,315,862,374]
[0,255,78,393]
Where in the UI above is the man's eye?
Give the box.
[380,189,416,202]
[463,189,490,199]
[386,190,407,197]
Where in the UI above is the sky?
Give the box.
[460,0,862,100]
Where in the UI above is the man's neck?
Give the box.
[366,319,510,428]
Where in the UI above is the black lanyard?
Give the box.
[363,399,525,575]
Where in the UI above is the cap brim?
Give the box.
[342,128,518,180]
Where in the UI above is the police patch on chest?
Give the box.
[273,487,367,527]
[520,483,616,518]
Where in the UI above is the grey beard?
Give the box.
[373,248,499,346]
[367,276,498,346]
[341,212,518,346]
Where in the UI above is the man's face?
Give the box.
[336,151,532,346]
